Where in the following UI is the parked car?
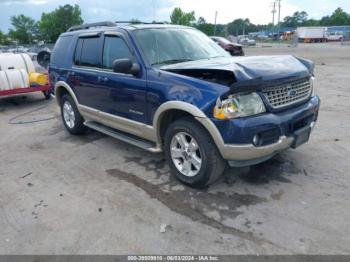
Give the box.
[257,34,269,40]
[49,22,320,188]
[238,35,256,46]
[210,36,244,56]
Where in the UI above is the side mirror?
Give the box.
[112,58,140,76]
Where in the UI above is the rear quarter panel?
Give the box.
[48,34,77,96]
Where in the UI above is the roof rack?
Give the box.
[115,21,167,25]
[67,21,117,32]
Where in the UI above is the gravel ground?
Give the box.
[0,43,349,255]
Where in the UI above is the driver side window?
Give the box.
[102,36,132,69]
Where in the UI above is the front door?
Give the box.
[98,33,147,123]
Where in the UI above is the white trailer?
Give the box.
[297,27,327,43]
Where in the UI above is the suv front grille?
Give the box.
[262,77,312,109]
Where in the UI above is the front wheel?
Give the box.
[164,117,226,188]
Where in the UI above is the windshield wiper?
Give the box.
[152,59,193,66]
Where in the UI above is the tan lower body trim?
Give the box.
[79,105,157,143]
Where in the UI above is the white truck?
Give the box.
[326,31,343,41]
[297,27,327,43]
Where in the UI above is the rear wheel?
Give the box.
[230,49,244,56]
[42,90,51,100]
[164,117,226,188]
[60,94,86,135]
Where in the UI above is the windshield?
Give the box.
[133,28,230,67]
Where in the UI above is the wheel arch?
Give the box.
[54,81,79,107]
[153,101,225,154]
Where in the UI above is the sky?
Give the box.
[0,0,349,32]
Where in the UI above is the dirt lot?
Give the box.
[0,43,349,255]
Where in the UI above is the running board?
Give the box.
[84,121,162,153]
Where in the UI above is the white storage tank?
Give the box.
[0,53,35,90]
[4,69,30,89]
[0,71,10,91]
[0,53,35,74]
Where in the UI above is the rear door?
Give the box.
[69,33,109,111]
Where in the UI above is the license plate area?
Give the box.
[292,125,311,148]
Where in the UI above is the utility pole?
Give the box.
[271,1,276,38]
[276,0,281,41]
[271,2,276,25]
[214,11,218,36]
[152,0,156,22]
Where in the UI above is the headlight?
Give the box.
[213,92,266,120]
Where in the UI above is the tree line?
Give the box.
[0,4,83,45]
[171,7,350,36]
[1,4,349,45]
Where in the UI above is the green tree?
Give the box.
[227,19,251,35]
[0,30,6,45]
[170,7,195,26]
[304,19,320,26]
[39,4,83,43]
[319,16,331,26]
[129,19,142,24]
[282,11,308,27]
[195,17,214,35]
[0,31,12,45]
[8,14,38,44]
[328,8,350,25]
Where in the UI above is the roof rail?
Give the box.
[67,21,117,32]
[115,21,167,25]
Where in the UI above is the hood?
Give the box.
[161,55,312,82]
[229,43,243,47]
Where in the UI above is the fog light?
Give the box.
[253,134,260,146]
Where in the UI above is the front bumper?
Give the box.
[224,121,316,167]
[196,96,320,166]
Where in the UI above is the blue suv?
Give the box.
[49,21,320,188]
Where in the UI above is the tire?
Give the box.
[164,117,226,188]
[230,49,244,56]
[42,90,51,100]
[60,94,86,135]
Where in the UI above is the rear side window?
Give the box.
[51,35,73,65]
[74,37,101,67]
[74,38,83,64]
[102,36,132,69]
